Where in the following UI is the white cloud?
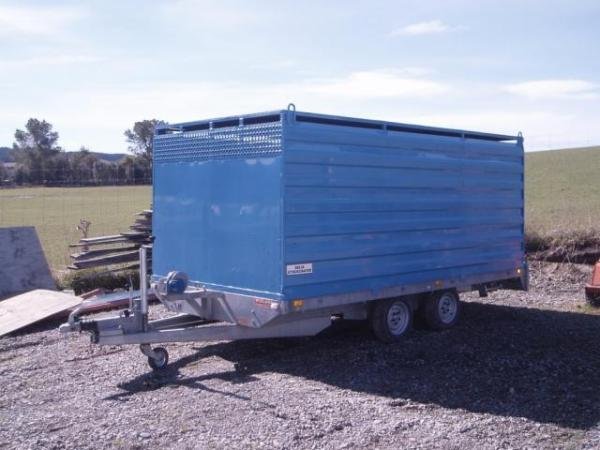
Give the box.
[266,59,297,69]
[0,55,102,69]
[504,79,599,100]
[304,69,447,98]
[390,20,462,37]
[248,59,298,71]
[0,5,85,36]
[161,0,265,28]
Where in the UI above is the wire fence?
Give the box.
[0,179,152,273]
[0,165,151,187]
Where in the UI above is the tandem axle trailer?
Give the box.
[60,106,528,370]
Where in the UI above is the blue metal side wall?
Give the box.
[282,119,524,300]
[152,124,284,299]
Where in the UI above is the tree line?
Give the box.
[0,118,160,186]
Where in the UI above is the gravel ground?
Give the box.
[1,262,600,449]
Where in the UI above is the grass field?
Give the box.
[0,145,599,271]
[525,146,600,233]
[0,186,151,272]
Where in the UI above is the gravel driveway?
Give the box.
[1,262,599,449]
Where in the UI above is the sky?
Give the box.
[0,0,599,153]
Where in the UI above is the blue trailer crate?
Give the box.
[152,107,526,304]
[60,105,527,370]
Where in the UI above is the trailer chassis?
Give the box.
[60,247,527,370]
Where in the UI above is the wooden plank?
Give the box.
[132,224,151,230]
[0,290,81,337]
[67,262,143,271]
[69,250,142,269]
[80,234,123,243]
[120,231,147,238]
[101,264,140,273]
[69,237,130,247]
[129,225,151,232]
[66,208,152,273]
[70,245,140,261]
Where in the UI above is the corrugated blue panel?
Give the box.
[285,187,523,212]
[281,117,524,300]
[286,227,523,261]
[285,163,518,190]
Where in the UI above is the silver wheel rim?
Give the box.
[387,301,410,335]
[154,351,166,367]
[438,293,458,324]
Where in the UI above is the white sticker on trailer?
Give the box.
[286,263,313,275]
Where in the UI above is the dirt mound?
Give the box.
[526,229,600,264]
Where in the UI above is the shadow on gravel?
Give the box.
[110,302,600,430]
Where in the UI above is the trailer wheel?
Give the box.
[424,290,460,330]
[147,347,169,371]
[371,298,413,343]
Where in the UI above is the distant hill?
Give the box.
[88,152,127,163]
[0,147,126,163]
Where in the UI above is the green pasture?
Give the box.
[0,185,151,272]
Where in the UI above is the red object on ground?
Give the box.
[585,262,600,305]
[80,288,107,300]
[67,290,133,315]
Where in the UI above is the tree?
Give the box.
[118,155,136,184]
[51,152,71,185]
[124,119,161,166]
[0,163,6,185]
[95,160,117,184]
[13,118,62,184]
[71,147,99,184]
[15,166,27,185]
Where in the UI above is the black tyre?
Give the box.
[371,298,413,343]
[148,347,169,371]
[424,290,461,330]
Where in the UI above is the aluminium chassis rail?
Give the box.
[59,246,332,370]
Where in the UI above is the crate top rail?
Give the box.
[155,106,521,144]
